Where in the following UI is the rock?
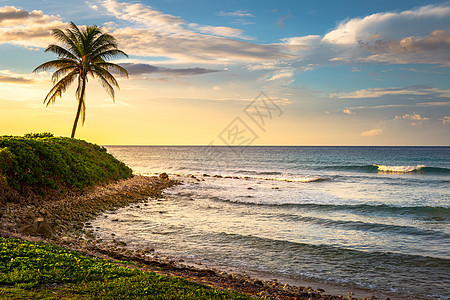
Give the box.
[117,241,127,246]
[202,174,210,177]
[254,280,264,286]
[190,175,196,179]
[19,217,54,238]
[159,172,169,179]
[259,291,270,297]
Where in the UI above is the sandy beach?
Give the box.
[0,175,405,299]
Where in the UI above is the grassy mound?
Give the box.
[0,133,132,202]
[0,237,250,299]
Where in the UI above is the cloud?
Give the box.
[320,3,450,66]
[360,29,450,65]
[119,63,220,76]
[277,11,292,29]
[99,0,293,63]
[0,75,33,83]
[217,10,254,17]
[282,35,321,46]
[394,113,429,121]
[360,128,383,136]
[343,109,353,114]
[394,113,429,126]
[266,71,294,81]
[0,70,35,83]
[245,61,293,71]
[0,6,67,48]
[100,0,184,32]
[189,23,250,39]
[331,86,450,99]
[111,27,292,63]
[323,4,450,45]
[362,29,450,53]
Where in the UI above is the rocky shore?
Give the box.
[0,175,378,300]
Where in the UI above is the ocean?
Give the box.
[92,146,450,299]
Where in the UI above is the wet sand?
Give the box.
[0,175,401,299]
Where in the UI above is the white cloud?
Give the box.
[331,86,450,99]
[0,69,34,84]
[0,6,67,48]
[323,4,450,45]
[343,109,353,114]
[98,0,293,63]
[360,128,383,136]
[245,61,291,71]
[217,10,254,17]
[394,113,429,126]
[100,0,185,32]
[394,113,429,121]
[189,23,250,39]
[266,71,294,81]
[282,35,321,46]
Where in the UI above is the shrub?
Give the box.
[0,134,132,200]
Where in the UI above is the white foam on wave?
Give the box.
[375,164,426,173]
[255,176,325,183]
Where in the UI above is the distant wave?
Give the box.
[375,164,426,173]
[215,200,450,219]
[254,176,326,183]
[210,174,326,183]
[326,164,450,174]
[213,231,449,265]
[278,214,450,239]
[236,170,283,176]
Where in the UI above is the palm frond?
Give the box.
[91,65,119,88]
[51,66,78,84]
[33,59,77,73]
[45,44,78,60]
[92,49,128,61]
[43,70,78,106]
[67,22,85,56]
[96,62,129,78]
[90,33,118,54]
[96,75,115,102]
[51,28,81,58]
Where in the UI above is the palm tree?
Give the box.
[34,22,128,138]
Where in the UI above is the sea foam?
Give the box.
[374,164,426,173]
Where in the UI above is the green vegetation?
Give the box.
[0,133,132,199]
[0,238,251,299]
[34,22,128,138]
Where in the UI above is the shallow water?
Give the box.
[93,146,450,299]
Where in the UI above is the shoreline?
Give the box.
[1,175,405,299]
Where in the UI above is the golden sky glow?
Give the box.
[1,1,449,145]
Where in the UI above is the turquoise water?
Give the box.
[95,146,450,299]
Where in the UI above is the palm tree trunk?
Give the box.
[71,78,86,138]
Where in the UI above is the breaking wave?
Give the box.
[326,164,450,174]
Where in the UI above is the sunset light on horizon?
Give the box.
[1,0,449,145]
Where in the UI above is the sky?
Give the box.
[0,0,449,145]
